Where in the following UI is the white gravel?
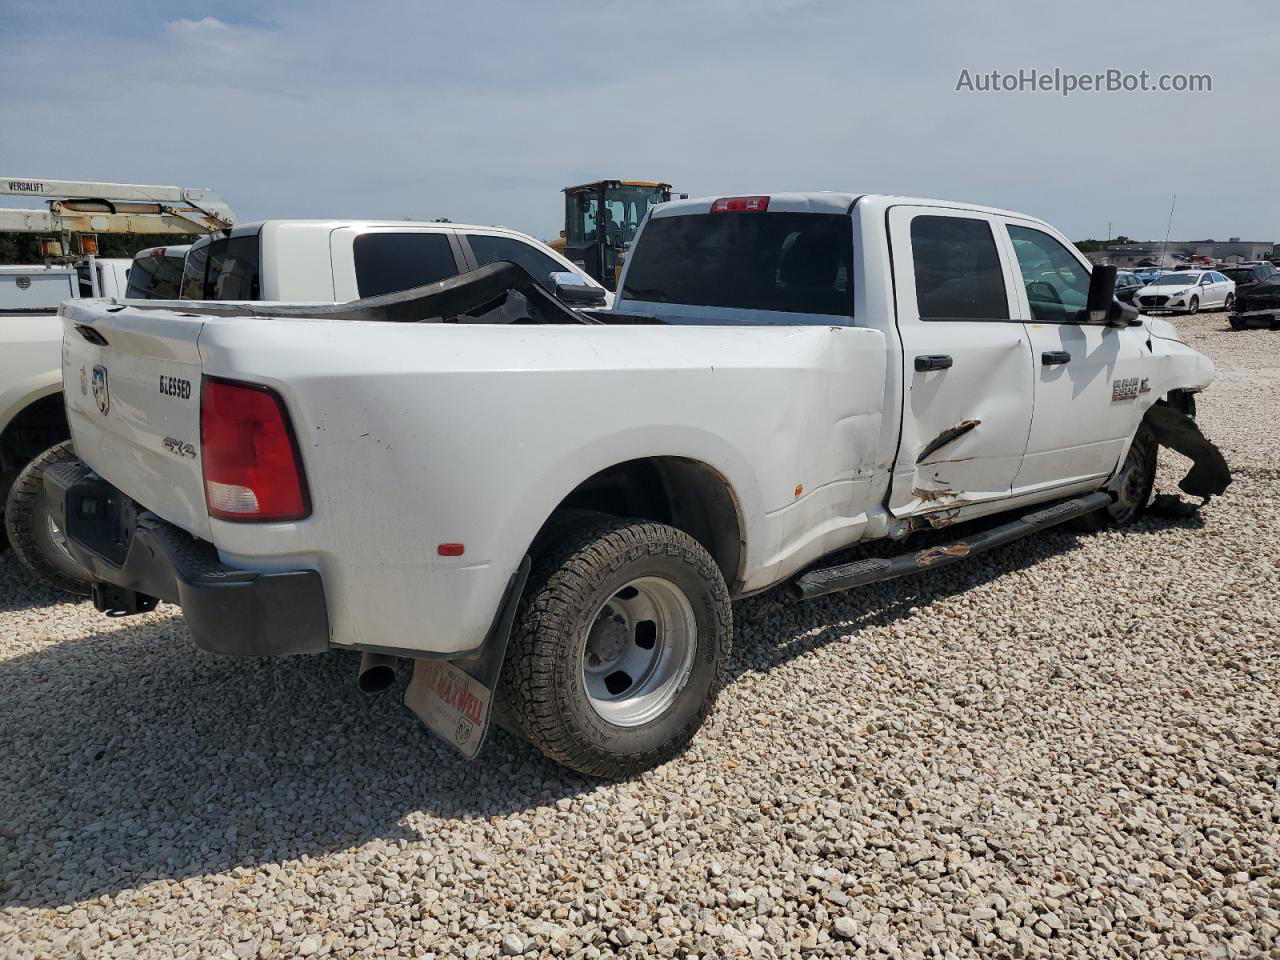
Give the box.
[2,312,1277,959]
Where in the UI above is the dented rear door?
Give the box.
[885,205,1034,519]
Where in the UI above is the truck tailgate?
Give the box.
[61,300,213,540]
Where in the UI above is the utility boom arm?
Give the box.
[0,176,235,235]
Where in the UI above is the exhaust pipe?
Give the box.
[357,652,398,693]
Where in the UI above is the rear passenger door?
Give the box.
[1002,220,1148,493]
[887,207,1035,518]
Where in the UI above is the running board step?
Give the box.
[785,491,1114,601]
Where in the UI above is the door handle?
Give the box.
[914,354,953,372]
[1041,351,1071,366]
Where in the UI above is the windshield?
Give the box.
[622,212,853,317]
[1150,273,1198,286]
[565,185,667,247]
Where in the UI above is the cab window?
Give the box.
[353,232,459,298]
[467,234,567,292]
[1006,224,1091,323]
[910,216,1008,321]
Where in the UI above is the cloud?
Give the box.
[167,16,230,35]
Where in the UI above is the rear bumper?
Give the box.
[44,459,330,656]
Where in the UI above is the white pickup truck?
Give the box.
[49,192,1229,778]
[2,258,134,590]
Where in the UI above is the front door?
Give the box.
[1002,220,1149,493]
[887,207,1035,518]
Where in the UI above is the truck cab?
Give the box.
[178,220,609,304]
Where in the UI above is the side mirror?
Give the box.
[1199,277,1212,285]
[1085,265,1117,324]
[551,272,606,306]
[1108,297,1140,327]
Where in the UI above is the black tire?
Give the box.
[1229,313,1246,331]
[1187,295,1199,315]
[1070,425,1157,532]
[497,516,732,779]
[3,440,92,596]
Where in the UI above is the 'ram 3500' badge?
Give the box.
[1111,377,1150,401]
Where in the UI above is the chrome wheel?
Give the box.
[1109,436,1153,524]
[581,576,697,727]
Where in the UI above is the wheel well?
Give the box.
[0,393,69,481]
[547,457,745,590]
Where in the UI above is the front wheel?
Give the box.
[4,440,92,595]
[1187,295,1200,315]
[498,516,732,779]
[1070,425,1157,531]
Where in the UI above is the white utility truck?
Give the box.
[0,177,235,592]
[48,192,1229,778]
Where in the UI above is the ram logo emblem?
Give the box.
[91,365,110,415]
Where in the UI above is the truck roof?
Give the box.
[653,192,1046,223]
[219,219,540,240]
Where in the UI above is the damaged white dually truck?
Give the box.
[49,193,1230,778]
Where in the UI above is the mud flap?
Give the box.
[1143,404,1232,501]
[404,556,530,760]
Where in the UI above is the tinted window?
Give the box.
[910,216,1008,320]
[180,236,261,300]
[354,232,458,298]
[126,254,185,299]
[182,242,209,299]
[468,234,568,292]
[621,213,853,317]
[1006,224,1091,323]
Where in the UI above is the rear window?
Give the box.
[181,235,261,300]
[621,212,853,317]
[354,232,459,298]
[126,254,185,299]
[913,216,1009,321]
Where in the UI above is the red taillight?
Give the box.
[710,195,770,214]
[200,377,310,522]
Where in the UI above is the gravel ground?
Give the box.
[1,312,1277,959]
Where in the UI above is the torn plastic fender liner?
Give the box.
[1143,404,1231,500]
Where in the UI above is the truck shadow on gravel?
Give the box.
[0,511,1203,909]
[0,552,88,613]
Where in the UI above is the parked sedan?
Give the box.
[1219,262,1276,298]
[1114,270,1144,304]
[1133,270,1234,314]
[1230,274,1280,330]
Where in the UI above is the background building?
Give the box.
[1086,238,1277,267]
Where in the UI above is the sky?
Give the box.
[1,0,1276,243]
